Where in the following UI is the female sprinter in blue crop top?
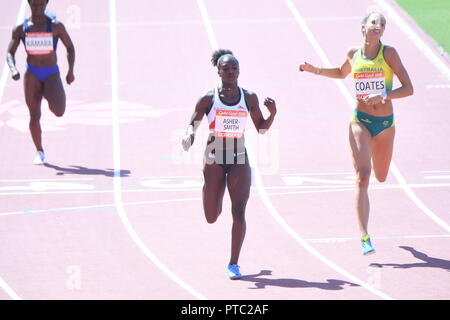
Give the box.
[6,0,75,165]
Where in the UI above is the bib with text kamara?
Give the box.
[214,109,248,138]
[25,32,54,55]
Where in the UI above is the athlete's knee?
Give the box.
[51,105,65,117]
[54,109,65,117]
[355,170,371,188]
[375,173,388,183]
[231,200,247,223]
[204,204,221,224]
[205,211,220,224]
[29,112,41,124]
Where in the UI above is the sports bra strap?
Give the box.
[23,16,53,33]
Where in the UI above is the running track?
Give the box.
[0,0,449,300]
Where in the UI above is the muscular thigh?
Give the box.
[43,72,66,111]
[24,71,43,113]
[226,162,251,204]
[371,126,395,179]
[349,121,372,174]
[203,163,227,208]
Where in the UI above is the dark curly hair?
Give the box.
[211,49,234,67]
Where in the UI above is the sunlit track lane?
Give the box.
[0,0,193,299]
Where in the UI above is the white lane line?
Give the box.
[307,16,360,21]
[0,18,294,30]
[375,0,450,81]
[198,0,392,301]
[0,178,93,182]
[196,0,219,49]
[306,234,450,243]
[0,0,27,105]
[109,0,205,300]
[0,197,202,217]
[251,154,393,300]
[424,176,450,180]
[426,84,450,89]
[285,0,450,233]
[1,181,449,196]
[0,0,27,301]
[390,166,450,232]
[281,172,354,176]
[0,277,20,300]
[3,181,450,217]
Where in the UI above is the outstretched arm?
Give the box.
[6,26,23,81]
[299,47,357,79]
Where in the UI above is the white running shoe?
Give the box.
[33,151,45,165]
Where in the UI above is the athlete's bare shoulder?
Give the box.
[242,88,258,111]
[202,89,215,101]
[382,45,402,68]
[382,45,397,57]
[11,23,24,39]
[195,89,214,112]
[52,19,68,34]
[243,88,258,100]
[242,88,256,98]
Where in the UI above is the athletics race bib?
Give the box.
[354,71,386,100]
[214,109,248,138]
[25,32,54,55]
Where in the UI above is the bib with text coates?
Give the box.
[351,43,393,100]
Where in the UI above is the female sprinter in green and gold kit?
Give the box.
[299,11,413,255]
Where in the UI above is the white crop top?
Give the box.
[207,87,249,139]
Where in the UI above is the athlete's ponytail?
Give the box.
[211,49,234,67]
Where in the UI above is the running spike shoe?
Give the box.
[362,234,376,255]
[33,151,45,165]
[227,264,242,280]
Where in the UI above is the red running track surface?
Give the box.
[0,0,449,300]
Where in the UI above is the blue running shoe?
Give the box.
[227,264,241,280]
[361,234,376,255]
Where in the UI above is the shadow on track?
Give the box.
[44,163,131,177]
[240,270,359,290]
[370,246,450,272]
